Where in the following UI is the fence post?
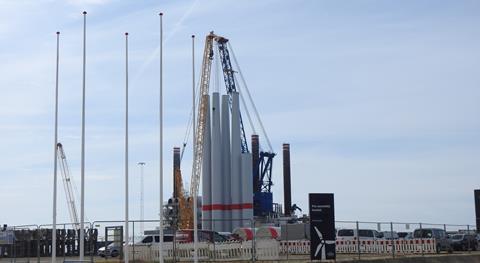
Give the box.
[27,229,30,263]
[90,222,95,263]
[467,225,470,252]
[13,226,16,263]
[36,225,40,263]
[213,224,216,262]
[132,220,135,263]
[356,221,360,260]
[61,224,65,262]
[286,223,289,261]
[419,223,423,256]
[390,222,395,258]
[251,219,255,263]
[173,227,177,263]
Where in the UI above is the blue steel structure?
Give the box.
[215,36,275,217]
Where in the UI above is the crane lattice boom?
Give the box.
[190,32,215,198]
[57,143,80,230]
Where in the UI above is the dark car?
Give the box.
[413,228,452,253]
[175,230,228,243]
[97,242,122,258]
[398,232,412,239]
[450,234,478,251]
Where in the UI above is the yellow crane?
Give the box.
[173,167,192,229]
[174,32,216,229]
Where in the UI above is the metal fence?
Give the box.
[1,219,477,262]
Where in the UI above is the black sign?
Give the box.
[475,190,480,232]
[309,193,335,260]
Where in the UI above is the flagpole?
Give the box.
[158,12,165,263]
[191,34,198,263]
[124,32,130,263]
[52,31,60,263]
[79,11,87,261]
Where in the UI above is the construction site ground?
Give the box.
[2,251,480,263]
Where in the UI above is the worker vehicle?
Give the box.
[97,242,122,258]
[336,229,382,240]
[175,229,228,243]
[381,231,399,240]
[138,234,174,245]
[413,228,452,253]
[397,232,413,239]
[450,234,478,251]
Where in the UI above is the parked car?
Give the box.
[381,231,399,240]
[397,232,412,239]
[450,234,478,251]
[412,228,452,253]
[336,229,382,240]
[175,229,228,243]
[138,234,174,245]
[218,231,242,241]
[98,242,122,258]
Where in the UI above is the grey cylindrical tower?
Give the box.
[201,95,212,230]
[221,95,232,231]
[231,92,242,230]
[210,92,223,232]
[283,143,292,217]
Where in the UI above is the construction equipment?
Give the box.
[56,143,80,230]
[189,32,216,206]
[173,167,193,229]
[173,33,216,229]
[215,37,276,217]
[176,32,278,228]
[216,37,249,153]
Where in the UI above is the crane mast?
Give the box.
[173,167,192,229]
[56,143,80,229]
[189,32,215,199]
[186,32,277,224]
[216,37,249,153]
[216,37,276,217]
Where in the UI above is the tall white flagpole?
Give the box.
[124,32,130,263]
[158,12,165,263]
[191,34,199,263]
[52,31,60,263]
[79,11,87,261]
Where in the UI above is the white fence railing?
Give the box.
[128,238,438,261]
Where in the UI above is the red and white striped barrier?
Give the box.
[128,238,438,261]
[279,238,437,255]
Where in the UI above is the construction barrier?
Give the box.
[129,240,278,261]
[129,238,437,261]
[280,239,437,255]
[279,240,310,255]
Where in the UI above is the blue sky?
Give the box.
[0,0,479,227]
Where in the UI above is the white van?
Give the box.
[336,229,382,240]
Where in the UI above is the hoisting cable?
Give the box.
[233,74,257,137]
[180,74,202,162]
[228,42,274,153]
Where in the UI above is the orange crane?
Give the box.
[173,167,192,229]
